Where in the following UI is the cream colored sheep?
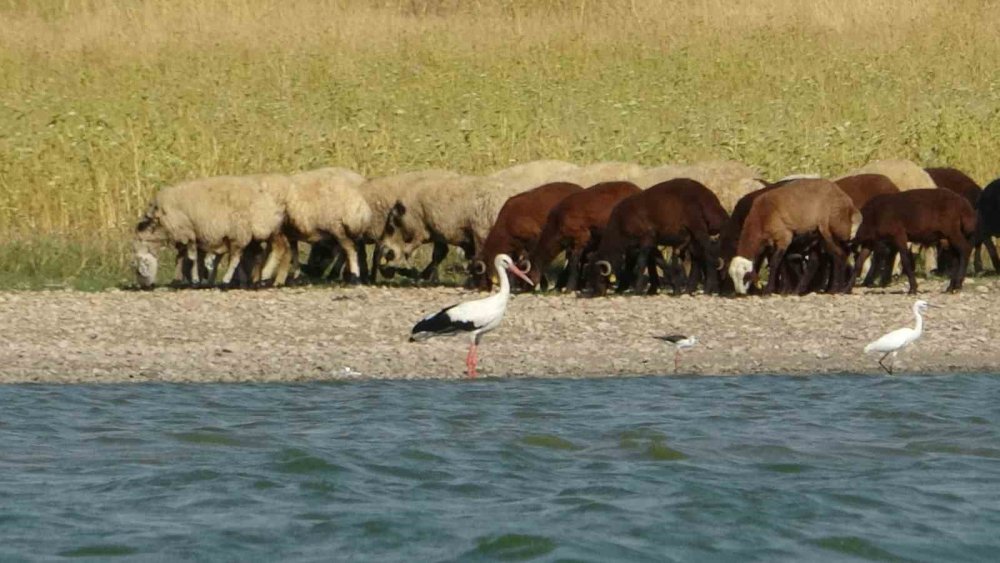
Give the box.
[379,174,513,281]
[268,167,371,284]
[835,159,935,191]
[563,161,645,187]
[488,160,580,191]
[635,160,763,212]
[132,175,286,288]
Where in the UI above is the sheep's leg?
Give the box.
[220,245,245,287]
[763,247,787,296]
[337,237,362,284]
[794,250,821,295]
[877,247,897,288]
[184,242,201,286]
[646,248,662,295]
[846,247,871,294]
[631,247,651,294]
[261,234,292,287]
[355,241,369,284]
[894,238,918,294]
[565,249,584,292]
[983,235,1000,274]
[949,234,972,291]
[420,241,449,282]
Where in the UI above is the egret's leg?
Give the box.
[877,351,893,375]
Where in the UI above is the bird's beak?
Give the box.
[508,264,534,287]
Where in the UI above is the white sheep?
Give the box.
[133,175,286,288]
[835,159,936,191]
[635,160,764,212]
[563,161,646,187]
[268,167,371,284]
[488,160,580,191]
[379,174,515,281]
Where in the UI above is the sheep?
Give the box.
[849,189,976,294]
[925,167,998,274]
[835,159,935,191]
[488,160,580,191]
[973,177,1000,274]
[469,181,585,291]
[634,160,764,212]
[586,178,729,297]
[356,169,459,281]
[269,167,371,285]
[132,175,286,289]
[728,179,860,295]
[379,174,515,281]
[524,181,642,291]
[563,161,646,187]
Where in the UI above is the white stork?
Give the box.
[409,253,533,378]
[864,300,930,375]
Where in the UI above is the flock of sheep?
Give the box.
[132,158,1000,297]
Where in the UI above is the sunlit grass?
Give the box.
[1,0,999,289]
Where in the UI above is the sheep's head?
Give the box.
[468,258,491,290]
[586,258,617,297]
[378,201,422,267]
[727,256,754,295]
[132,239,159,289]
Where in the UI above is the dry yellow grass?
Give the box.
[1,0,999,287]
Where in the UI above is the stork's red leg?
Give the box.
[466,343,478,378]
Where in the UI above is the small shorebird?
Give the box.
[864,300,930,375]
[410,254,533,378]
[654,334,698,372]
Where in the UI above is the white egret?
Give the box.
[864,300,930,375]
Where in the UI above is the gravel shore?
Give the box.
[1,280,997,383]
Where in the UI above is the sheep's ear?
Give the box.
[136,216,154,232]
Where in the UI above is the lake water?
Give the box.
[2,375,999,561]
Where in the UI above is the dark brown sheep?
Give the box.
[926,167,999,274]
[849,189,976,294]
[524,181,642,291]
[586,178,729,297]
[469,182,584,291]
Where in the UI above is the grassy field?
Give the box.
[1,0,999,289]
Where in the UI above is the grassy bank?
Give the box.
[2,0,999,289]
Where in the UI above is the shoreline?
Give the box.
[1,283,998,384]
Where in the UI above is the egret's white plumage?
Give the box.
[410,253,532,378]
[864,300,929,375]
[654,334,698,372]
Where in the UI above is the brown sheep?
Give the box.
[834,174,901,209]
[925,167,998,273]
[849,189,976,294]
[524,181,642,291]
[728,179,861,295]
[586,178,729,297]
[470,182,585,291]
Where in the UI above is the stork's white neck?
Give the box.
[494,258,511,301]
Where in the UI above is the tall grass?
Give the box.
[2,0,999,288]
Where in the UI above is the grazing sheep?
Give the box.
[563,161,646,187]
[488,160,580,191]
[728,179,860,295]
[926,167,998,274]
[270,167,371,284]
[836,159,935,191]
[973,177,1000,273]
[586,179,728,296]
[133,175,286,289]
[524,181,642,291]
[849,189,976,294]
[356,169,460,281]
[634,160,763,212]
[470,182,585,291]
[379,174,513,281]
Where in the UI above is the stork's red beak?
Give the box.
[507,264,534,287]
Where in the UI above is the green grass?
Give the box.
[1,0,999,289]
